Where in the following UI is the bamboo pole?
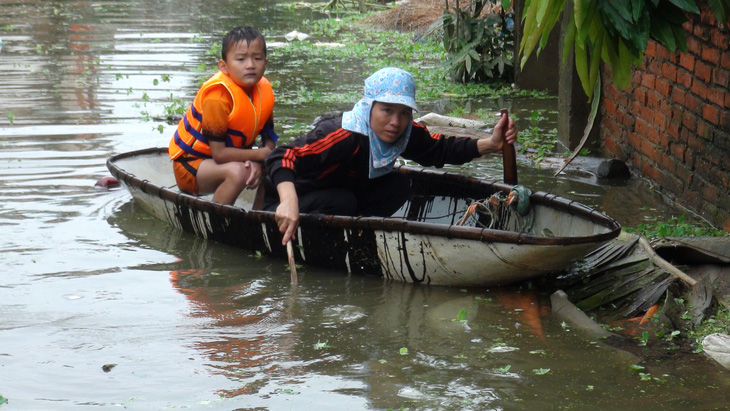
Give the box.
[638,236,697,287]
[287,240,298,285]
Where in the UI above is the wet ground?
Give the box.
[1,0,728,409]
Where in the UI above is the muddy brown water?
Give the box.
[1,0,728,409]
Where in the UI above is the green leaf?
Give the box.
[631,0,645,21]
[574,40,591,96]
[502,0,511,10]
[562,19,577,63]
[598,1,635,41]
[611,0,634,22]
[576,0,598,44]
[650,14,677,51]
[707,0,730,25]
[631,6,651,54]
[667,0,700,13]
[457,309,468,321]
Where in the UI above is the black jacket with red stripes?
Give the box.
[265,115,481,195]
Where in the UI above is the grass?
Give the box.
[624,215,729,238]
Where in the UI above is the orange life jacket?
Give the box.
[169,71,275,160]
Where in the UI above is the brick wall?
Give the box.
[600,6,730,232]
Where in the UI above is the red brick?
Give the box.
[603,96,617,116]
[697,119,712,140]
[655,78,673,97]
[632,69,643,85]
[644,139,661,161]
[694,25,711,42]
[656,44,670,59]
[668,52,680,64]
[636,117,649,140]
[695,61,712,83]
[634,87,648,105]
[604,118,622,139]
[681,127,693,145]
[683,20,694,33]
[702,46,721,65]
[647,59,662,75]
[685,93,702,112]
[677,69,693,88]
[603,136,621,158]
[654,111,668,129]
[678,157,694,180]
[661,62,678,82]
[687,36,703,55]
[667,121,681,141]
[683,111,698,131]
[680,53,696,70]
[714,69,730,88]
[721,110,730,128]
[703,103,720,125]
[722,51,730,69]
[708,88,725,106]
[690,80,708,99]
[629,131,642,150]
[660,152,677,174]
[711,30,729,49]
[700,7,717,25]
[646,41,657,57]
[670,142,686,161]
[668,119,681,139]
[660,99,673,118]
[639,105,655,123]
[726,93,730,108]
[672,87,687,105]
[688,133,707,152]
[646,90,660,109]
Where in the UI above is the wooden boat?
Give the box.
[107,147,621,286]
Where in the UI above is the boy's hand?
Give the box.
[244,161,263,189]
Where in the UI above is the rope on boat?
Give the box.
[456,185,535,233]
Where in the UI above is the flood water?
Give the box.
[1,0,728,409]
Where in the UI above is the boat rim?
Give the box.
[107,147,622,246]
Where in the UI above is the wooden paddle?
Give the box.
[500,108,518,185]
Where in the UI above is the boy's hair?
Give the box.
[221,26,266,61]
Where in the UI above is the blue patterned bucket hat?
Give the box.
[363,67,418,111]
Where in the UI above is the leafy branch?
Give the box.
[519,0,730,100]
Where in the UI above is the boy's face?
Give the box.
[218,38,267,90]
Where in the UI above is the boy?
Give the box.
[169,26,277,205]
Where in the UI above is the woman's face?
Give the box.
[370,101,412,144]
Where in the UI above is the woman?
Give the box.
[265,67,517,245]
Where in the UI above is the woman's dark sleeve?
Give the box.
[265,118,356,187]
[402,122,481,167]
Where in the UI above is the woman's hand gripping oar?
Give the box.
[500,108,518,185]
